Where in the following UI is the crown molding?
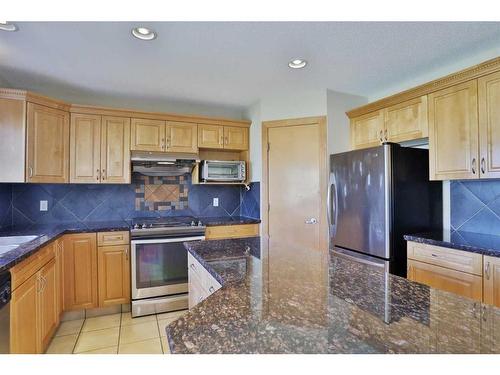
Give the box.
[346,56,500,118]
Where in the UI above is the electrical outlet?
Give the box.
[40,200,48,211]
[213,197,219,207]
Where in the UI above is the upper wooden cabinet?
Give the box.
[384,96,428,143]
[0,97,26,182]
[350,110,385,150]
[63,233,98,311]
[428,80,479,180]
[26,102,70,183]
[198,124,224,149]
[166,121,198,153]
[224,126,249,150]
[131,118,165,152]
[478,71,500,178]
[198,123,249,150]
[70,114,130,183]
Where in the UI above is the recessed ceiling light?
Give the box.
[288,59,307,69]
[0,21,18,32]
[131,26,157,41]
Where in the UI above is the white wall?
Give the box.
[326,89,367,155]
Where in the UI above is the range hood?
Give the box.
[131,151,199,177]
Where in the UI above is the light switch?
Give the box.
[213,198,219,207]
[40,200,48,211]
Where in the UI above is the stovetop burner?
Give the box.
[130,216,205,238]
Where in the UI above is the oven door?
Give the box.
[131,236,204,300]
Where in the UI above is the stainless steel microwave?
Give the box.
[200,160,246,182]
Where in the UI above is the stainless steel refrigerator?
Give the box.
[328,143,442,277]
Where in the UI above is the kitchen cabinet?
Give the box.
[478,71,500,178]
[0,97,26,182]
[38,258,59,350]
[166,121,198,153]
[198,124,224,149]
[483,255,500,308]
[428,80,479,180]
[205,224,259,240]
[131,118,165,152]
[97,244,130,307]
[188,253,221,309]
[224,126,248,150]
[350,110,385,150]
[70,114,130,183]
[26,102,70,183]
[63,233,98,311]
[55,239,64,318]
[384,96,428,143]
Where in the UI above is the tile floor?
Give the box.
[45,310,188,354]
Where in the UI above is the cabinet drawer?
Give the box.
[11,242,55,291]
[205,224,259,240]
[407,241,482,276]
[97,231,129,246]
[408,259,483,301]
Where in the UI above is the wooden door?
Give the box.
[130,118,165,152]
[484,255,500,308]
[70,113,101,183]
[97,245,130,307]
[428,80,479,180]
[407,259,482,301]
[223,126,248,150]
[101,116,131,183]
[166,121,198,153]
[198,124,224,149]
[478,71,500,178]
[38,258,58,350]
[384,96,428,143]
[26,102,70,183]
[63,233,98,310]
[10,273,40,354]
[350,110,384,150]
[265,117,327,252]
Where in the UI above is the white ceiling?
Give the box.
[1,22,500,112]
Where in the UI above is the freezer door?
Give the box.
[329,145,391,259]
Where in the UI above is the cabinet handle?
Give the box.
[482,305,488,322]
[161,138,165,150]
[208,286,215,293]
[220,135,224,145]
[102,169,106,180]
[190,263,196,271]
[225,137,228,145]
[485,261,491,280]
[125,247,129,261]
[36,275,42,293]
[167,137,171,149]
[384,129,388,141]
[28,166,33,179]
[379,130,383,143]
[471,158,477,174]
[97,169,100,181]
[481,157,486,174]
[199,296,204,302]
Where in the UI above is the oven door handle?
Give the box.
[131,236,205,245]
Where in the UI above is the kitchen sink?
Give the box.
[0,235,39,256]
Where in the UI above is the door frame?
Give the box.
[261,116,328,251]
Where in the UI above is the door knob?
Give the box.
[305,218,318,224]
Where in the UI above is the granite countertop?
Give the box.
[167,236,500,354]
[201,216,261,226]
[404,230,500,258]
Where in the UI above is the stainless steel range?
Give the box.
[130,216,205,317]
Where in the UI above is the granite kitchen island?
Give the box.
[167,236,500,353]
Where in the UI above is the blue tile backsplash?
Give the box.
[450,180,500,235]
[0,175,261,227]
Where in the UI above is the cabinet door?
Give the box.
[39,258,58,351]
[188,267,206,309]
[484,255,500,308]
[166,121,198,153]
[478,71,500,178]
[350,110,384,150]
[70,113,101,183]
[384,96,428,143]
[224,126,248,150]
[97,245,130,307]
[63,233,98,310]
[26,102,70,183]
[428,80,479,180]
[198,124,224,149]
[10,273,40,354]
[407,259,482,301]
[55,239,64,318]
[101,116,131,184]
[130,118,165,152]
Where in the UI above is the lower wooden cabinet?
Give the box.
[63,233,98,311]
[484,255,500,307]
[205,223,259,240]
[97,244,130,307]
[38,258,59,350]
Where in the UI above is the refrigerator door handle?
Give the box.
[327,173,337,233]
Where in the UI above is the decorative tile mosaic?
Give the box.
[134,175,188,211]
